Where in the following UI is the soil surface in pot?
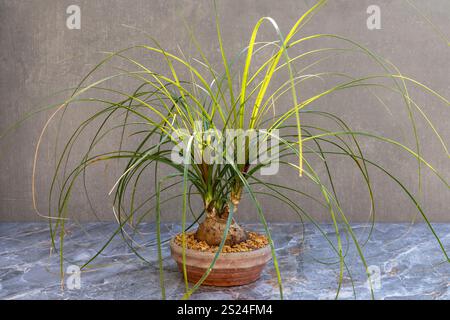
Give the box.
[174,231,268,253]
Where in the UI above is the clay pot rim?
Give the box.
[170,236,271,257]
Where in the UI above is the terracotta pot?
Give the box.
[170,238,272,287]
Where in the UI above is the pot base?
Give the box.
[174,262,265,287]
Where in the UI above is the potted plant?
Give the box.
[5,0,448,299]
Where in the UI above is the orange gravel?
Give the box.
[174,231,269,253]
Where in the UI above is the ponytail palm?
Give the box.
[11,0,448,299]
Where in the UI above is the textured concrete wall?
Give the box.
[0,0,448,222]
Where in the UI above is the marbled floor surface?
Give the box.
[0,222,449,300]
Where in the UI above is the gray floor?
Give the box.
[0,222,449,300]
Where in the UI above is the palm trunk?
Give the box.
[195,195,247,246]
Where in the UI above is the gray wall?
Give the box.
[0,0,449,222]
